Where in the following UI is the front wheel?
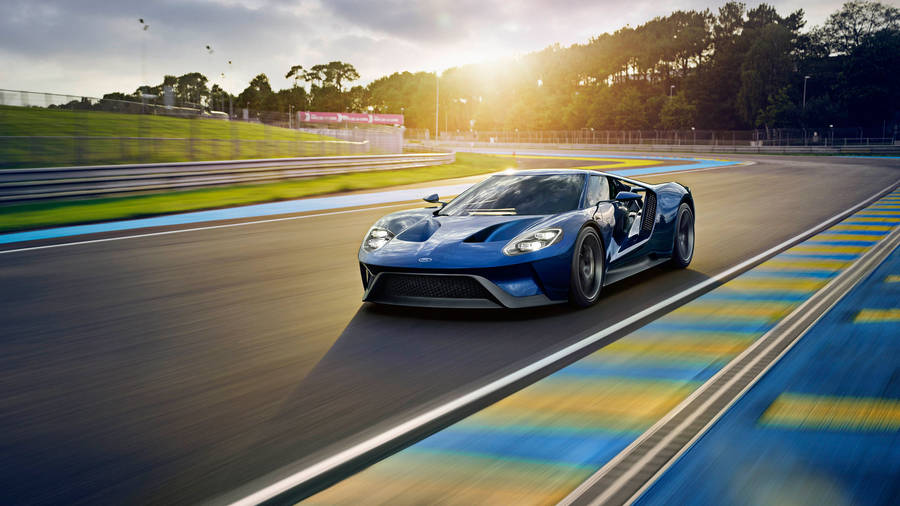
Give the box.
[569,227,604,308]
[670,203,694,268]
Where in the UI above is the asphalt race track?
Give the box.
[1,152,897,504]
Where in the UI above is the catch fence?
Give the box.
[406,127,898,148]
[0,89,408,169]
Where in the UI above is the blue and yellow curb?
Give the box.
[636,212,900,506]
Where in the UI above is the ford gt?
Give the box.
[358,169,694,308]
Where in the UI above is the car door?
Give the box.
[607,177,655,267]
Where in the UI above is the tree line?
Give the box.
[103,1,899,133]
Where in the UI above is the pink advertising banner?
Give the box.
[299,111,404,126]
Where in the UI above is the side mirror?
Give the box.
[615,191,642,202]
[424,194,447,215]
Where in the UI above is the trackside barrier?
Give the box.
[0,152,455,202]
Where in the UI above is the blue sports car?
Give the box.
[358,169,694,308]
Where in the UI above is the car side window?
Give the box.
[585,175,610,206]
[609,177,628,198]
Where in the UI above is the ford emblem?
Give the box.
[418,257,433,263]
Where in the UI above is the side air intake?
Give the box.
[641,192,657,233]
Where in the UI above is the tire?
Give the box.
[670,203,695,268]
[569,227,605,308]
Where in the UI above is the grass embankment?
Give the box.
[0,153,515,233]
[0,105,335,167]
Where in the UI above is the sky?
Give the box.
[0,0,848,99]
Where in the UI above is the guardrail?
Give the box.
[0,152,454,202]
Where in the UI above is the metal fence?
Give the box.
[0,152,455,202]
[0,88,206,117]
[0,89,409,169]
[406,127,898,147]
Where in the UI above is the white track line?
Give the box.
[0,203,417,255]
[222,182,898,506]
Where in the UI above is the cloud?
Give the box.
[0,0,315,95]
[0,0,846,98]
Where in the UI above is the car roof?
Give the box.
[493,168,655,189]
[495,168,612,177]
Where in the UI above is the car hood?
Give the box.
[361,213,557,268]
[398,214,542,243]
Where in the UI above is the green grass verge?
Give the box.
[0,153,515,233]
[0,105,340,167]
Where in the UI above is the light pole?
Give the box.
[434,73,439,141]
[457,97,467,135]
[206,45,233,115]
[829,124,834,147]
[138,18,150,113]
[289,104,294,129]
[218,72,225,111]
[451,98,457,133]
[227,60,233,118]
[138,19,149,85]
[802,75,811,109]
[203,45,216,109]
[669,84,675,98]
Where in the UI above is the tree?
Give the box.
[276,86,308,112]
[102,92,136,103]
[659,93,697,129]
[102,1,898,132]
[309,84,348,112]
[737,23,795,127]
[209,84,235,112]
[346,85,371,112]
[175,72,209,107]
[815,0,900,54]
[756,86,799,128]
[238,73,273,110]
[285,65,305,84]
[284,61,360,112]
[323,61,359,90]
[614,88,650,129]
[840,29,900,126]
[298,61,359,91]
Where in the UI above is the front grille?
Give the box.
[641,191,657,233]
[374,273,492,299]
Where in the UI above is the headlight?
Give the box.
[503,228,562,256]
[362,227,394,252]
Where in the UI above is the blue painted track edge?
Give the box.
[0,155,739,246]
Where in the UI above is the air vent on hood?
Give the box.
[463,223,506,243]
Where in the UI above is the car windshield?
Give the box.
[439,174,584,216]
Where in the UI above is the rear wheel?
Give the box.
[670,203,694,268]
[569,227,604,308]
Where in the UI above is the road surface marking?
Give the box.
[0,203,419,255]
[853,308,900,322]
[760,394,900,430]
